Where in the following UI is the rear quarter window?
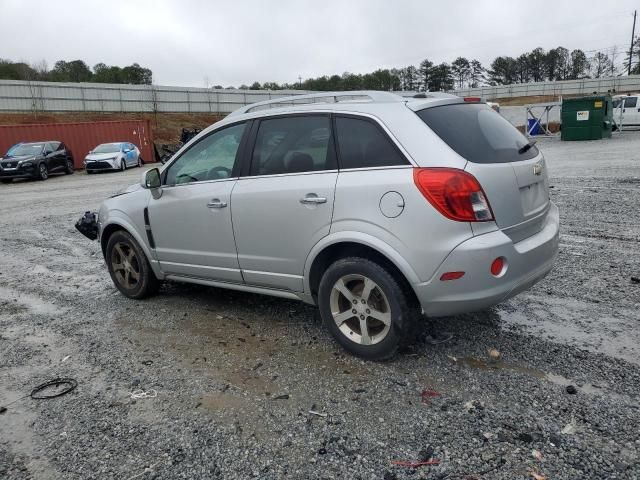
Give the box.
[335,116,409,169]
[417,103,538,164]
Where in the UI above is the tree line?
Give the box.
[0,59,152,84]
[239,45,633,92]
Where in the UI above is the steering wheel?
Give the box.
[207,166,231,180]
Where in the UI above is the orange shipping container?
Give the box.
[0,120,154,169]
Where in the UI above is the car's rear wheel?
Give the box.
[318,256,418,360]
[106,230,159,299]
[65,159,74,174]
[37,163,49,181]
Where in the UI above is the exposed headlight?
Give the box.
[22,162,32,167]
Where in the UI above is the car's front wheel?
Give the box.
[106,230,160,299]
[138,156,143,167]
[65,159,74,174]
[120,160,126,171]
[37,163,49,181]
[318,257,418,360]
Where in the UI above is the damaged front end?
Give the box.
[75,211,98,240]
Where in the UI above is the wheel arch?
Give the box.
[305,234,421,305]
[99,218,163,278]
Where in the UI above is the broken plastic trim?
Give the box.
[75,211,98,240]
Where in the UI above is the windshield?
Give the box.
[417,103,539,163]
[93,143,122,154]
[7,143,44,156]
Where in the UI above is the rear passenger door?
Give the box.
[47,142,64,171]
[231,114,338,292]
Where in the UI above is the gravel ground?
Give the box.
[1,134,639,480]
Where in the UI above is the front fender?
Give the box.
[302,231,421,295]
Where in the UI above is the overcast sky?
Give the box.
[1,0,638,86]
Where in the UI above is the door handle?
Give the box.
[207,199,227,208]
[300,194,327,205]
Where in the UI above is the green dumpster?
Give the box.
[561,95,613,141]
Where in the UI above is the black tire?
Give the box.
[138,156,143,167]
[318,256,419,360]
[120,160,126,171]
[37,163,49,181]
[86,170,94,174]
[65,159,74,174]
[1,179,12,184]
[105,230,160,299]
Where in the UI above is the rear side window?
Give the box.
[335,116,409,169]
[250,116,335,176]
[625,97,637,108]
[417,103,538,163]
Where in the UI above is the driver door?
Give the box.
[147,122,248,282]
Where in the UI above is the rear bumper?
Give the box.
[414,202,559,317]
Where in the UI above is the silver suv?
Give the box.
[83,91,559,360]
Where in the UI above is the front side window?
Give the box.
[250,115,335,176]
[335,116,409,169]
[165,123,246,185]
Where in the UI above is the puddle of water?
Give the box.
[0,286,61,317]
[497,300,640,367]
[456,356,624,399]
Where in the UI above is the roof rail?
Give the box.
[228,91,404,117]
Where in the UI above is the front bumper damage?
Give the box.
[75,211,98,240]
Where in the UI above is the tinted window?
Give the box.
[165,123,246,185]
[250,116,335,176]
[57,142,66,151]
[335,116,408,169]
[625,97,637,108]
[417,103,538,163]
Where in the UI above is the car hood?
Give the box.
[86,153,121,161]
[111,182,143,198]
[1,155,36,162]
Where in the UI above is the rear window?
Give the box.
[417,103,538,163]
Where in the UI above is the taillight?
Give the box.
[413,168,494,222]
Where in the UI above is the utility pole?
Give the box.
[628,10,636,75]
[298,75,302,88]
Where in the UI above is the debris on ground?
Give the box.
[420,389,441,404]
[30,378,78,400]
[130,389,157,400]
[488,348,501,361]
[565,385,578,394]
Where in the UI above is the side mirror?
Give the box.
[143,167,161,189]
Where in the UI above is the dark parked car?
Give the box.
[0,141,74,183]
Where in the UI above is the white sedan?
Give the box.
[84,142,142,173]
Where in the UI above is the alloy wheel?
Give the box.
[329,274,391,345]
[111,242,141,289]
[39,164,48,179]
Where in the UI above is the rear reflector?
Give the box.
[491,257,505,276]
[413,168,494,222]
[440,271,465,281]
[464,97,482,102]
